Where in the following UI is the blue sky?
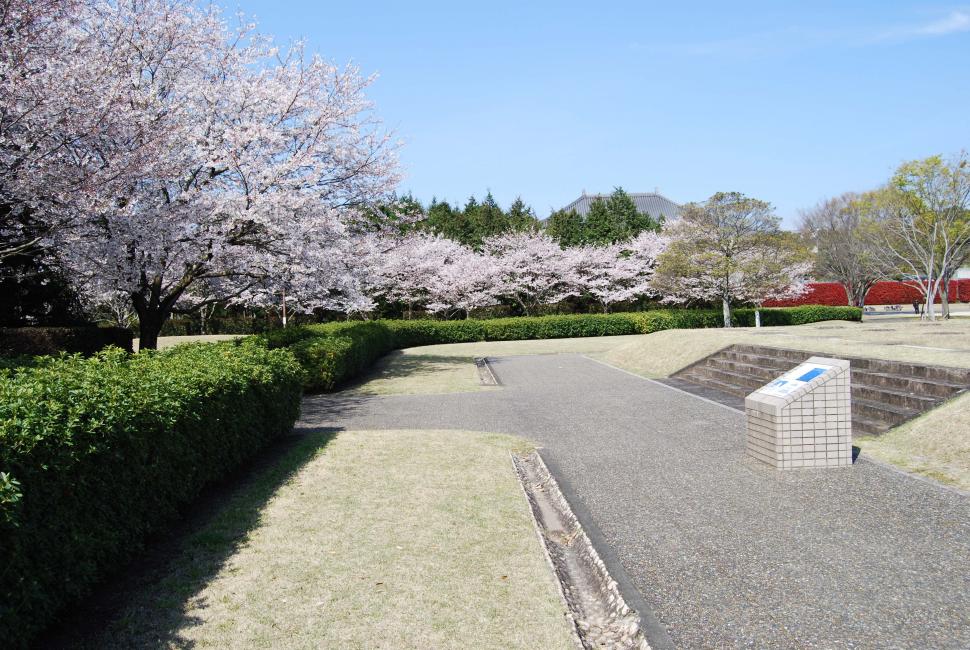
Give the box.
[235,1,969,225]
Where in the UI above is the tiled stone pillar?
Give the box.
[745,356,852,469]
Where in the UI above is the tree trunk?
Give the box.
[721,295,732,328]
[136,309,165,351]
[942,282,950,319]
[755,309,761,328]
[132,273,190,351]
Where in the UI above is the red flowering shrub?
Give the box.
[764,280,969,307]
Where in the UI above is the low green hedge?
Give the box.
[742,305,863,326]
[257,306,861,392]
[0,342,304,645]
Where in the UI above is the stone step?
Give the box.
[674,370,751,398]
[853,415,893,436]
[704,357,786,380]
[695,362,944,412]
[671,343,970,437]
[682,366,764,392]
[851,369,967,399]
[703,348,970,398]
[853,397,920,427]
[728,344,970,385]
[851,384,942,412]
[708,353,967,401]
[678,369,894,436]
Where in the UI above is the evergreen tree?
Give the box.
[474,191,507,244]
[546,208,585,247]
[583,187,663,245]
[584,196,627,244]
[424,198,468,243]
[507,196,540,232]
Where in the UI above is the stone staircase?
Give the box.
[670,344,970,436]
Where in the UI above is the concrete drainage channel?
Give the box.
[475,357,499,385]
[513,451,651,650]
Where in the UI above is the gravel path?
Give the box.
[299,354,970,649]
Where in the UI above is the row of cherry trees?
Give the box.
[357,191,810,327]
[361,230,667,318]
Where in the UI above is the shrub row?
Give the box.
[258,306,862,392]
[0,326,132,357]
[0,342,304,646]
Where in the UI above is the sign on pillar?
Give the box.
[744,356,852,469]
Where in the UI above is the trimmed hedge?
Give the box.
[0,342,304,646]
[0,326,133,357]
[258,306,862,392]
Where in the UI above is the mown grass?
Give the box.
[855,392,970,491]
[85,430,573,649]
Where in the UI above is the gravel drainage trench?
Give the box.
[513,451,663,650]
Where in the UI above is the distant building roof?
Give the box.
[561,191,682,219]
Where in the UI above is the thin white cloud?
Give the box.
[874,10,970,41]
[916,10,970,35]
[639,9,970,58]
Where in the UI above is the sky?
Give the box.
[232,1,970,226]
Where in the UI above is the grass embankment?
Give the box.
[855,393,970,490]
[86,430,573,650]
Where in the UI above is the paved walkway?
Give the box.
[299,354,970,649]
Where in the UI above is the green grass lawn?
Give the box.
[855,392,970,491]
[86,430,574,649]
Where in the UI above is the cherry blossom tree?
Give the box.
[1,0,170,259]
[573,231,666,312]
[39,0,398,348]
[652,192,811,327]
[483,231,580,315]
[364,233,460,317]
[425,248,499,318]
[364,232,500,318]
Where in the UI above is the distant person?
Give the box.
[913,301,920,314]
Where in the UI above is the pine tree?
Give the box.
[507,196,540,232]
[584,195,626,244]
[474,191,507,245]
[546,209,585,247]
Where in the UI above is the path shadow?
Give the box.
[36,428,338,649]
[296,392,378,431]
[341,352,473,388]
